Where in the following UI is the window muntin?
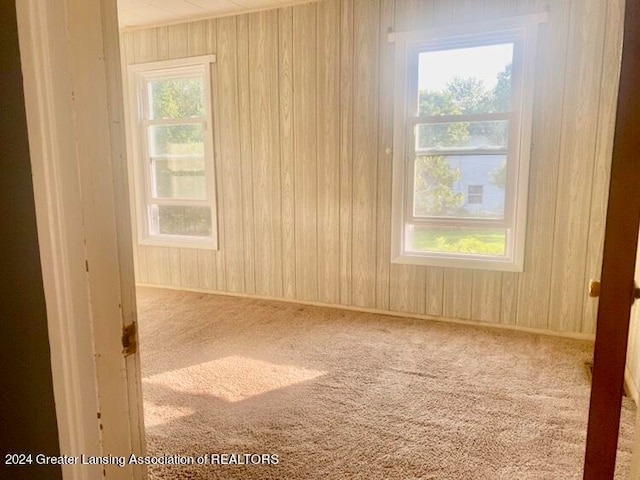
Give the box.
[390,18,541,271]
[130,56,217,249]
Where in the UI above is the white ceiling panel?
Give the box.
[118,0,318,29]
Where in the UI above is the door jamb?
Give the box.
[15,0,145,478]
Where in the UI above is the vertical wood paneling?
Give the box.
[443,269,473,320]
[237,14,256,294]
[389,0,430,315]
[516,0,570,330]
[293,3,319,301]
[279,7,297,299]
[548,0,607,332]
[471,271,503,323]
[249,10,283,298]
[187,21,208,56]
[501,272,519,325]
[169,248,181,286]
[208,19,226,290]
[425,268,444,317]
[339,0,354,305]
[581,0,624,334]
[146,246,171,285]
[167,23,189,59]
[374,0,395,312]
[317,0,341,304]
[217,16,245,293]
[125,0,621,335]
[197,250,216,290]
[179,249,199,288]
[351,0,380,308]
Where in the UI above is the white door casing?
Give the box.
[15,0,146,478]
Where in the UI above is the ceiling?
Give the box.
[117,0,311,29]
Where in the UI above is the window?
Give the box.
[128,55,218,249]
[389,15,544,271]
[467,185,484,204]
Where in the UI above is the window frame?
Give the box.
[128,55,218,250]
[389,14,545,272]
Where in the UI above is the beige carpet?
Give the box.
[136,287,636,479]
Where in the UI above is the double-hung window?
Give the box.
[389,16,544,271]
[128,55,218,249]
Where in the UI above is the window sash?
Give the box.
[129,56,218,248]
[389,17,542,271]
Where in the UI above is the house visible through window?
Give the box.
[467,185,484,204]
[390,15,543,271]
[128,55,218,249]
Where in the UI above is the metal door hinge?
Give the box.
[122,322,137,356]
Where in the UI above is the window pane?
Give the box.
[152,158,206,200]
[413,154,506,219]
[416,120,509,151]
[153,205,212,237]
[417,43,513,116]
[149,124,204,157]
[149,77,205,119]
[407,225,507,256]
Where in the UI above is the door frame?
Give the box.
[584,0,640,476]
[15,0,145,478]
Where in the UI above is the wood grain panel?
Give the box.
[472,270,503,323]
[374,0,395,312]
[237,14,256,294]
[279,7,297,299]
[443,268,473,320]
[132,28,157,63]
[500,271,519,325]
[516,0,570,330]
[581,0,624,334]
[207,19,226,290]
[317,0,341,305]
[351,0,380,308]
[179,249,199,287]
[156,26,169,60]
[167,24,189,59]
[248,10,283,297]
[124,0,622,335]
[187,21,208,56]
[216,16,245,293]
[339,0,354,305]
[293,3,319,301]
[197,250,216,290]
[424,267,444,317]
[548,0,607,332]
[146,246,171,285]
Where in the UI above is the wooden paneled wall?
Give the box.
[121,0,624,335]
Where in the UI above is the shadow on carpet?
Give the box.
[136,287,636,479]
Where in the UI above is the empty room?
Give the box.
[10,0,640,478]
[118,0,638,477]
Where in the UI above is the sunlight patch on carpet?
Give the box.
[143,355,326,403]
[144,404,194,428]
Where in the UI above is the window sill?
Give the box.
[139,236,218,251]
[391,251,523,272]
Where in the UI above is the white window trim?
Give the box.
[389,14,546,272]
[127,55,219,250]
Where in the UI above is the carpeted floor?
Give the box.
[136,286,637,479]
